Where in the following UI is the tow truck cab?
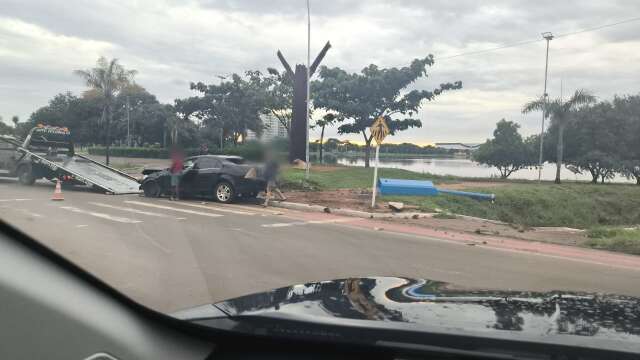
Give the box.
[0,125,74,185]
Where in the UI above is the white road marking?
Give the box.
[76,224,89,228]
[261,218,356,228]
[217,202,284,215]
[161,200,254,215]
[59,206,142,224]
[89,202,171,218]
[0,198,32,202]
[124,201,223,218]
[17,208,42,218]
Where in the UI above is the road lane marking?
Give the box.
[17,208,43,218]
[261,218,356,228]
[60,206,142,224]
[0,198,32,202]
[216,202,284,215]
[161,200,254,215]
[76,224,89,228]
[89,202,173,218]
[124,201,223,218]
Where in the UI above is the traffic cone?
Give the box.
[51,179,64,201]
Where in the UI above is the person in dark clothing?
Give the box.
[169,147,184,200]
[263,154,286,207]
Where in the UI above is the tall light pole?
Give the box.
[538,32,553,182]
[305,0,311,180]
[126,95,131,147]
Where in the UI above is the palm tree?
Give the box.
[74,57,136,165]
[523,89,596,184]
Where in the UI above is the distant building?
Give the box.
[246,113,287,141]
[435,142,481,151]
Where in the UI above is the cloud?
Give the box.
[1,0,640,144]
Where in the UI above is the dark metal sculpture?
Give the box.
[277,41,331,162]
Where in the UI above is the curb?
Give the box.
[269,201,433,219]
[268,201,588,234]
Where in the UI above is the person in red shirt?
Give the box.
[169,147,184,200]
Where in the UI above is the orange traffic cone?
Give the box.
[51,179,64,201]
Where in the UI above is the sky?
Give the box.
[1,0,640,144]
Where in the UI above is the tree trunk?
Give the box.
[636,176,640,185]
[364,141,372,168]
[601,174,605,184]
[319,125,325,164]
[589,168,598,184]
[555,124,564,184]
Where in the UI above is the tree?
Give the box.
[189,71,266,146]
[313,55,462,167]
[311,113,340,163]
[559,102,624,184]
[74,57,136,165]
[615,95,640,185]
[523,89,596,183]
[260,68,294,134]
[11,116,19,128]
[473,119,535,179]
[0,116,13,135]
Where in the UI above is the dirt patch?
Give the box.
[284,189,393,212]
[282,188,588,247]
[379,216,588,247]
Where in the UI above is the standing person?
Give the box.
[263,152,286,207]
[169,147,184,201]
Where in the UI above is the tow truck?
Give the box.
[0,125,141,194]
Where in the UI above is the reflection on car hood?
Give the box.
[206,277,640,346]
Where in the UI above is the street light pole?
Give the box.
[126,95,131,147]
[305,0,311,180]
[538,32,553,182]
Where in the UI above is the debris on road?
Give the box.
[388,202,404,212]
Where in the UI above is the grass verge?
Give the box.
[281,165,457,190]
[584,227,640,255]
[282,165,640,229]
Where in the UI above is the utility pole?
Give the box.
[126,96,131,147]
[305,0,311,180]
[538,32,553,182]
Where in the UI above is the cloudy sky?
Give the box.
[1,0,640,144]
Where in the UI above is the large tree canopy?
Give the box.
[22,85,180,147]
[473,119,536,179]
[312,55,462,167]
[189,71,266,145]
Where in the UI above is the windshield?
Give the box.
[2,0,640,353]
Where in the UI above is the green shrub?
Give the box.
[87,143,267,161]
[585,227,640,255]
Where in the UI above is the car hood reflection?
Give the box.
[180,277,640,345]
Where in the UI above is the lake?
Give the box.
[333,156,633,183]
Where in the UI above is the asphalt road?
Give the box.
[2,178,640,313]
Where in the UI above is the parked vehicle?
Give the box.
[140,155,265,203]
[0,125,140,193]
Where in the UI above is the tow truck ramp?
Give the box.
[24,149,141,194]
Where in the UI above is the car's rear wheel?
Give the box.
[143,181,161,198]
[17,166,36,186]
[214,181,235,203]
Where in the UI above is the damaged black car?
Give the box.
[139,155,265,203]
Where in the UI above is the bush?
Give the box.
[88,147,170,158]
[87,143,268,161]
[585,227,640,255]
